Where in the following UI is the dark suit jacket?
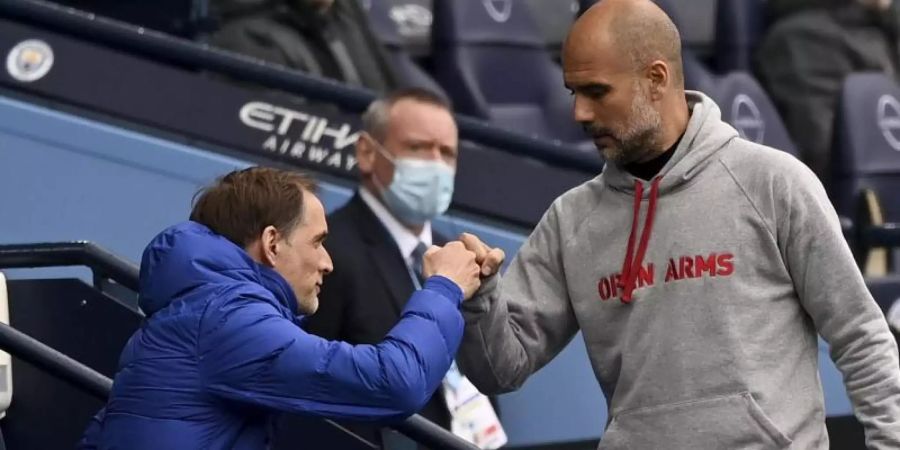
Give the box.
[304,193,451,436]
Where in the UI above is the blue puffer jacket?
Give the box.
[78,221,464,450]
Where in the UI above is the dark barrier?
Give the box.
[0,0,601,173]
[864,223,900,248]
[0,0,602,226]
[0,321,111,400]
[0,8,597,225]
[2,278,142,449]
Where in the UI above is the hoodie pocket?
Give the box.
[598,392,792,450]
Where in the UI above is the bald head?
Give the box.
[561,0,690,166]
[567,0,683,88]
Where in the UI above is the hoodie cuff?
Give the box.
[424,276,464,308]
[461,273,498,314]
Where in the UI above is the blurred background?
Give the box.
[0,0,898,448]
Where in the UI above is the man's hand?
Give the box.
[459,233,506,278]
[423,242,482,299]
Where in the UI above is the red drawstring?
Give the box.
[617,176,661,304]
[618,182,643,291]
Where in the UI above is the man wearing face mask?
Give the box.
[304,89,503,448]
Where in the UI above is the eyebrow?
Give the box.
[571,82,612,94]
[404,138,457,155]
[312,231,328,243]
[404,138,436,148]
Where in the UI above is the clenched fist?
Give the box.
[423,241,482,299]
[459,233,506,278]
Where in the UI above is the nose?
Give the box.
[320,247,334,275]
[573,94,595,124]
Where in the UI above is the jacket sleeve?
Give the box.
[456,202,580,394]
[777,162,900,448]
[198,276,463,422]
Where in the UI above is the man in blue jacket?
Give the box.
[78,166,482,450]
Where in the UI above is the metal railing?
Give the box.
[0,242,139,291]
[0,242,478,450]
[862,223,900,248]
[0,321,112,400]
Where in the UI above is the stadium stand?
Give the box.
[1,0,900,449]
[708,71,798,156]
[360,0,447,97]
[430,0,587,146]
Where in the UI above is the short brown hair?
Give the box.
[190,167,316,248]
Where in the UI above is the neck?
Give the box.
[627,94,690,165]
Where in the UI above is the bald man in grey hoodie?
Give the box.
[456,0,900,448]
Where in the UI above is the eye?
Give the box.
[408,142,430,152]
[586,88,608,100]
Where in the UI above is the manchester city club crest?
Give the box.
[6,39,54,83]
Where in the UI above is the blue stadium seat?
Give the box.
[525,0,579,59]
[431,0,585,143]
[683,51,717,93]
[362,0,433,57]
[714,0,765,73]
[708,72,798,156]
[360,0,448,98]
[832,73,900,222]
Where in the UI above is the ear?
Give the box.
[647,60,669,100]
[259,225,281,267]
[355,132,376,175]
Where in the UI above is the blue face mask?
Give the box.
[371,139,456,226]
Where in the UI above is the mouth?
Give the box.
[592,134,614,148]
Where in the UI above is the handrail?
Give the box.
[0,321,112,400]
[0,242,140,291]
[0,0,602,173]
[0,241,478,449]
[862,223,900,248]
[395,415,478,450]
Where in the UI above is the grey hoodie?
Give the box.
[457,92,900,449]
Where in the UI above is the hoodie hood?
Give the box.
[599,92,739,302]
[138,221,298,317]
[602,91,740,195]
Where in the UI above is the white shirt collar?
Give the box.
[359,187,432,265]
